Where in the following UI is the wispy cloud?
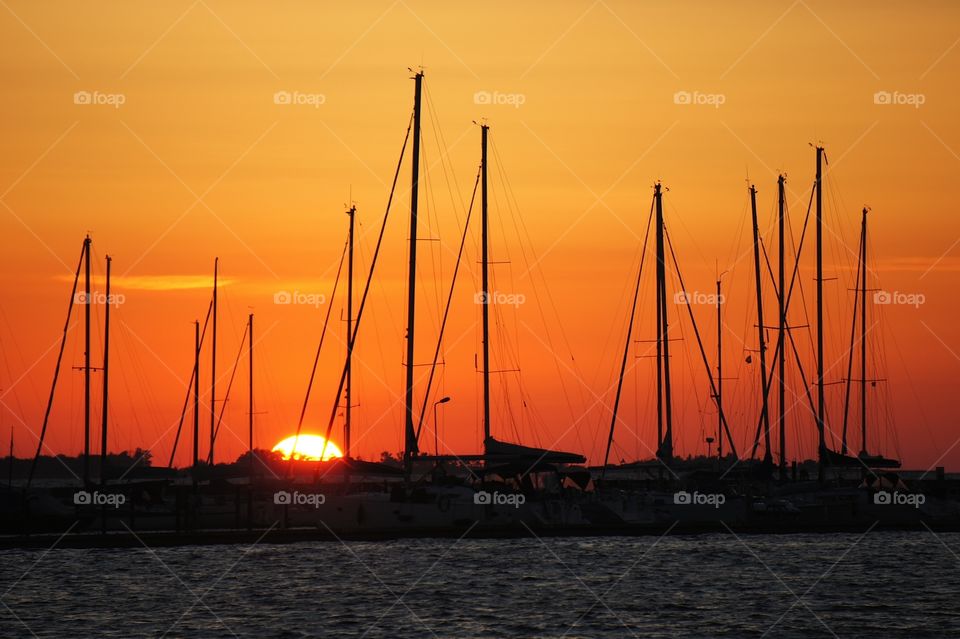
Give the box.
[55,274,233,291]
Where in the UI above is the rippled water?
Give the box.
[1,532,959,638]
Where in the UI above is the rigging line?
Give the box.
[355,231,396,424]
[415,123,444,335]
[753,236,791,458]
[785,321,835,451]
[672,265,708,456]
[490,139,590,430]
[208,321,250,461]
[494,138,581,372]
[745,183,816,457]
[293,239,347,436]
[840,222,864,453]
[487,167,525,441]
[424,83,469,224]
[415,165,481,440]
[0,307,40,432]
[664,226,738,459]
[490,147,551,450]
[27,239,86,488]
[168,299,214,468]
[315,116,413,465]
[602,196,654,475]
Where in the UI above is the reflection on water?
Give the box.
[1,532,958,638]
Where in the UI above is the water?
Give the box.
[1,532,958,638]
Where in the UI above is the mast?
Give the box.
[210,257,218,466]
[192,320,200,478]
[83,235,91,485]
[100,255,111,487]
[815,146,826,479]
[27,239,86,488]
[481,124,491,443]
[248,313,254,473]
[601,183,649,478]
[716,277,722,458]
[248,311,254,529]
[860,207,868,455]
[777,175,787,477]
[403,71,423,462]
[750,185,772,462]
[654,183,673,461]
[346,206,355,457]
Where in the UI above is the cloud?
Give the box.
[55,274,234,291]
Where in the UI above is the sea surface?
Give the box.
[1,531,958,638]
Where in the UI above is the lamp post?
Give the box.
[433,396,451,456]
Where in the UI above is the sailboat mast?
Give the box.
[860,207,868,455]
[403,71,424,461]
[750,185,772,461]
[248,313,254,472]
[192,320,200,476]
[655,184,673,461]
[210,257,218,466]
[481,124,491,443]
[100,255,111,487]
[716,277,722,458]
[777,175,787,477]
[346,205,355,457]
[83,234,91,486]
[815,146,826,479]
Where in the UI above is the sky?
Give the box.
[0,1,958,471]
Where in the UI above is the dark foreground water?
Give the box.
[1,531,958,638]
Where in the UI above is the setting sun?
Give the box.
[272,434,344,461]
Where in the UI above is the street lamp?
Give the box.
[433,396,451,456]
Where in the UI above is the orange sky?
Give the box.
[0,1,958,471]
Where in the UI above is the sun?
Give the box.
[272,434,344,461]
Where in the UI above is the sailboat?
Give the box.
[269,71,590,535]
